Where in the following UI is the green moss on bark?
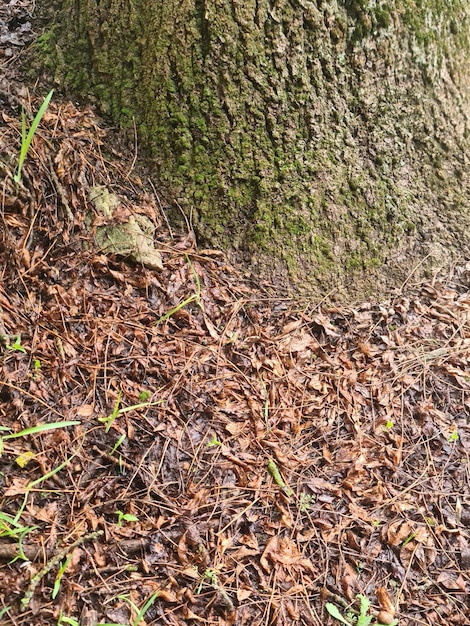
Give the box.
[35,0,470,298]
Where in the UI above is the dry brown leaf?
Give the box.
[322,443,332,463]
[236,588,253,602]
[3,477,29,497]
[225,421,244,436]
[312,313,341,337]
[385,520,414,547]
[76,404,94,417]
[183,607,205,621]
[275,502,293,528]
[278,320,303,335]
[157,589,178,602]
[348,501,376,523]
[260,535,315,575]
[279,331,317,353]
[31,501,58,523]
[376,586,396,616]
[436,572,467,591]
[232,546,260,560]
[340,561,360,600]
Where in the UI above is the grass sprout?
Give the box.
[116,590,160,626]
[0,607,11,620]
[57,613,79,626]
[110,434,126,455]
[14,89,54,184]
[0,420,79,458]
[115,510,139,527]
[14,443,83,526]
[155,255,201,324]
[4,335,26,353]
[0,512,37,561]
[98,391,163,432]
[1,420,79,442]
[326,594,398,626]
[52,553,73,599]
[206,433,222,447]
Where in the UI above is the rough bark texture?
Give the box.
[36,0,470,298]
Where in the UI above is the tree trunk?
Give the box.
[36,1,470,298]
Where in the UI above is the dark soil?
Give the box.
[0,3,469,625]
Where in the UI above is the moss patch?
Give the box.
[35,0,470,298]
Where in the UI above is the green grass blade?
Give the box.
[14,443,83,525]
[14,89,54,184]
[3,421,79,440]
[0,606,11,619]
[52,554,73,599]
[325,603,353,625]
[117,400,163,414]
[133,590,160,625]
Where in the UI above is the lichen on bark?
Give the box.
[35,0,470,298]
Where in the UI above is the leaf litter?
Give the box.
[0,8,469,626]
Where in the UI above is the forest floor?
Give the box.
[0,2,469,626]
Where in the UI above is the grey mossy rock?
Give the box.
[88,185,163,271]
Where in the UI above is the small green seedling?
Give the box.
[5,335,26,353]
[14,89,54,184]
[0,511,37,560]
[384,420,394,430]
[31,358,42,379]
[57,613,79,626]
[299,492,315,512]
[52,553,73,599]
[116,510,139,527]
[99,391,163,432]
[192,566,233,610]
[110,434,126,455]
[206,434,222,447]
[138,390,151,402]
[448,430,459,442]
[116,590,160,626]
[326,594,398,626]
[196,567,219,594]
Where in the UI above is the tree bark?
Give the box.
[36,1,470,297]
